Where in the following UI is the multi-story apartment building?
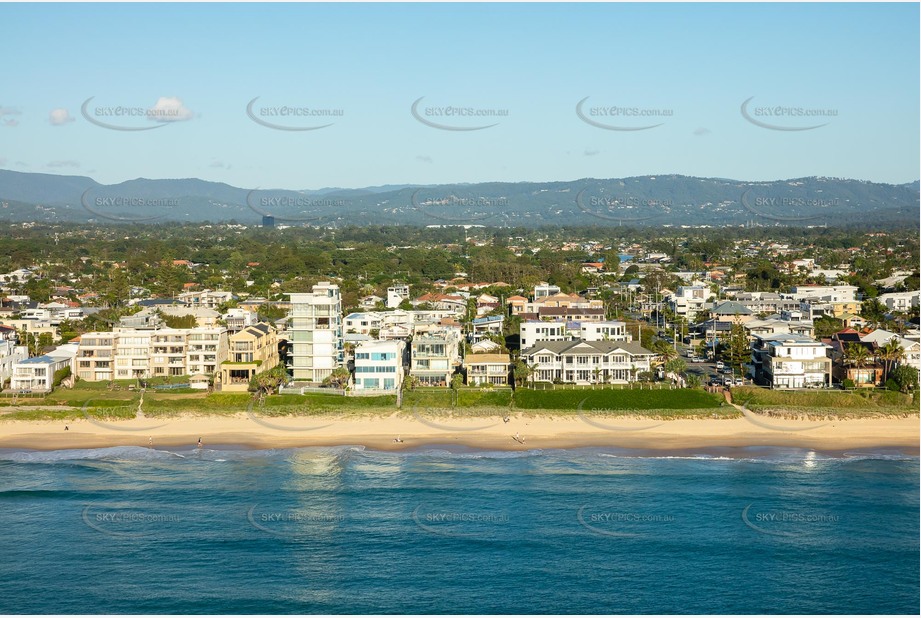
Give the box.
[410,329,462,386]
[219,323,279,392]
[176,289,234,310]
[790,285,859,303]
[668,285,710,320]
[353,340,405,391]
[75,328,228,382]
[288,282,343,383]
[750,333,832,389]
[877,291,920,312]
[0,326,27,386]
[520,340,655,385]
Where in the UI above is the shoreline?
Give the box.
[0,411,917,454]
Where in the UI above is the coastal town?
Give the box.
[1,225,918,404]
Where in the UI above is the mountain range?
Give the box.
[0,169,917,227]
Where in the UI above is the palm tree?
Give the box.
[878,339,905,383]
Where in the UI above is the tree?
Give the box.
[513,359,532,388]
[323,367,351,389]
[877,340,904,383]
[890,365,919,394]
[722,322,750,376]
[249,365,289,396]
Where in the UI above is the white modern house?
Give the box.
[287,282,344,383]
[10,343,79,392]
[410,329,462,386]
[860,329,921,377]
[353,340,405,391]
[520,340,655,384]
[750,333,832,389]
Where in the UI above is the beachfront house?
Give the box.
[353,340,405,391]
[410,329,462,386]
[520,339,655,385]
[464,353,511,386]
[219,323,279,392]
[750,333,832,389]
[10,343,79,392]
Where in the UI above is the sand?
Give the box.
[0,409,917,453]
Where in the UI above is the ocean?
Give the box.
[0,445,917,614]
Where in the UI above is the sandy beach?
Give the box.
[0,409,917,453]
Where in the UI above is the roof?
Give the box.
[712,301,753,315]
[465,354,510,364]
[522,339,654,357]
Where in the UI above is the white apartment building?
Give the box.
[0,329,28,386]
[176,289,234,309]
[10,343,79,392]
[75,328,228,381]
[353,340,405,391]
[288,282,344,383]
[750,333,832,389]
[877,291,920,312]
[533,283,561,299]
[790,285,858,303]
[520,340,655,385]
[668,285,710,320]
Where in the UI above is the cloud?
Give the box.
[209,160,231,169]
[693,127,711,136]
[47,160,80,168]
[147,96,194,123]
[49,108,74,125]
[2,119,19,127]
[584,148,600,156]
[415,155,433,164]
[0,156,6,166]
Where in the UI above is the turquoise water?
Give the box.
[0,445,917,614]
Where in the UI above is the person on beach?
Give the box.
[149,437,153,446]
[197,437,202,448]
[64,426,68,431]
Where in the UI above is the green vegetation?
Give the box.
[513,387,724,410]
[732,386,916,415]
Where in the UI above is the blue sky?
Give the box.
[1,2,918,189]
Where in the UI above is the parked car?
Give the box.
[734,377,744,385]
[715,361,724,370]
[723,376,733,386]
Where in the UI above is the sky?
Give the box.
[0,2,918,190]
